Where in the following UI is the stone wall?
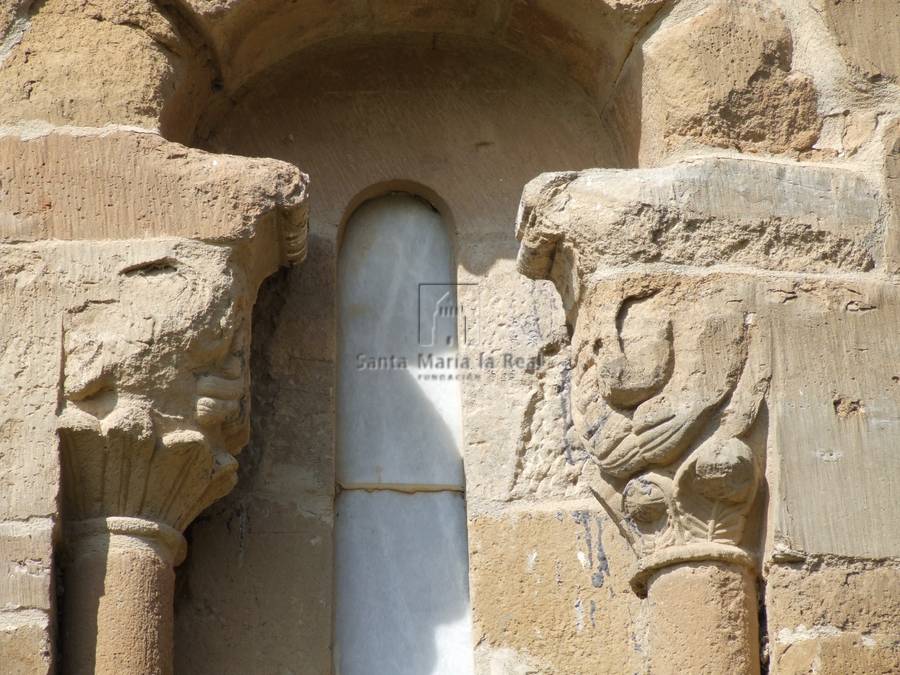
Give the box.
[0,1,898,673]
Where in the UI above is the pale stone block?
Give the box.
[338,195,464,489]
[768,282,900,559]
[334,490,473,675]
[469,504,640,675]
[0,610,52,675]
[0,519,54,612]
[766,561,900,674]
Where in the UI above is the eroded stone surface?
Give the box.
[767,559,900,674]
[0,120,308,671]
[0,0,213,140]
[1,0,899,672]
[603,0,822,165]
[646,563,759,675]
[176,499,333,674]
[516,158,883,289]
[469,504,641,675]
[823,0,900,83]
[0,129,308,258]
[516,146,900,674]
[0,520,53,613]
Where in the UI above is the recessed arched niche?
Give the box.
[176,22,618,675]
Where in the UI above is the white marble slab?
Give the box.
[334,490,474,675]
[338,194,464,489]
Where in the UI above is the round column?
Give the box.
[62,518,186,675]
[645,562,760,675]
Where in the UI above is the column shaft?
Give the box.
[645,562,760,675]
[62,518,185,675]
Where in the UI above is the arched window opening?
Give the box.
[335,193,473,675]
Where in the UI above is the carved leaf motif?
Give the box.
[676,497,750,544]
[674,437,759,545]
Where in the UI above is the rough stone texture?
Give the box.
[175,244,337,674]
[516,158,884,286]
[0,1,32,61]
[181,0,664,119]
[0,0,213,141]
[766,559,900,674]
[0,520,53,613]
[0,128,308,254]
[0,127,307,670]
[602,0,822,166]
[1,0,899,673]
[0,610,53,675]
[176,499,333,674]
[516,147,900,674]
[468,504,640,675]
[0,236,291,672]
[885,120,900,274]
[823,0,900,83]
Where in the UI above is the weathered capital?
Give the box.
[0,127,309,674]
[56,239,258,538]
[515,156,885,595]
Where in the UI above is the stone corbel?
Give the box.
[515,155,884,674]
[0,128,310,675]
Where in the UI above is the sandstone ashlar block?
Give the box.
[0,128,308,258]
[766,280,900,560]
[468,504,640,675]
[0,609,52,675]
[602,0,822,165]
[0,519,54,613]
[0,0,213,139]
[334,490,473,675]
[765,560,900,673]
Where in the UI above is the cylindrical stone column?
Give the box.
[62,518,187,675]
[645,562,760,675]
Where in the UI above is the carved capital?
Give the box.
[568,273,770,595]
[55,240,272,534]
[3,129,315,541]
[514,157,883,594]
